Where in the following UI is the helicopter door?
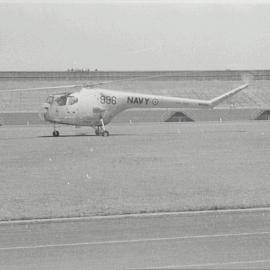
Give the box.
[54,95,68,118]
[67,96,79,115]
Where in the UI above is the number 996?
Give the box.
[100,96,116,105]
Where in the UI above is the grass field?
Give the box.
[1,121,270,221]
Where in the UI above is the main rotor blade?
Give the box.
[0,74,163,92]
[0,84,83,93]
[83,74,167,88]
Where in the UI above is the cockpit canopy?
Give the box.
[55,95,67,106]
[68,96,79,105]
[46,94,78,106]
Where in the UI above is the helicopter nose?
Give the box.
[39,103,49,121]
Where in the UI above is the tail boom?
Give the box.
[121,83,248,110]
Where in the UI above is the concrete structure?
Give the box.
[0,69,270,80]
[1,70,270,125]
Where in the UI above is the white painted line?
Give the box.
[127,259,270,269]
[1,206,270,226]
[0,231,269,251]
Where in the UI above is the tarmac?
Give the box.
[1,121,270,269]
[0,208,270,269]
[1,121,270,220]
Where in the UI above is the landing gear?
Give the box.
[52,123,60,137]
[52,130,59,137]
[94,127,110,136]
[102,130,109,137]
[94,118,110,137]
[95,126,101,136]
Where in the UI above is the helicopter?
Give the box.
[2,76,248,137]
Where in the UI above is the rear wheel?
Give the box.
[102,131,109,137]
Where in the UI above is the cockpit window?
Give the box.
[55,95,67,106]
[68,96,78,105]
[46,96,54,105]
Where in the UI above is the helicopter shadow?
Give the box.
[38,133,133,138]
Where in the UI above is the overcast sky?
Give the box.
[0,1,270,71]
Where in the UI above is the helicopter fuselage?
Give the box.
[42,87,208,127]
[42,83,248,131]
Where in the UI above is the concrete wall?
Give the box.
[0,108,266,126]
[1,70,270,80]
[1,70,270,125]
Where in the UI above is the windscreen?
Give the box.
[55,95,67,106]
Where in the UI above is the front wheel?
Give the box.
[52,130,59,137]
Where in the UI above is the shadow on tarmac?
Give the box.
[0,133,132,141]
[38,133,132,138]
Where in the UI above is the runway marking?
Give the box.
[1,206,270,225]
[0,231,270,251]
[127,258,270,269]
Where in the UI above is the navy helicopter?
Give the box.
[2,75,248,136]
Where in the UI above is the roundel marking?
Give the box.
[152,98,159,105]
